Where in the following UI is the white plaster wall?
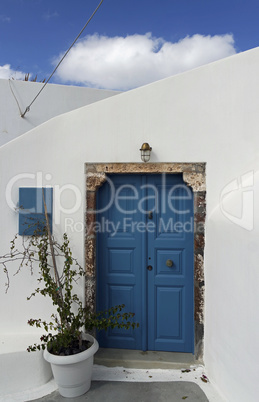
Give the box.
[1,47,259,401]
[0,79,120,145]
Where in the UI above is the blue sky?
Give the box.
[0,0,259,90]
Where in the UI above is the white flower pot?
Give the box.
[43,334,99,398]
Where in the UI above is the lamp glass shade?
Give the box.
[141,149,151,162]
[140,143,152,162]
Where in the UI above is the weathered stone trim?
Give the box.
[85,162,205,182]
[85,163,206,359]
[183,172,206,192]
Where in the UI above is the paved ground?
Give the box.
[2,352,225,401]
[24,365,224,402]
[33,380,209,402]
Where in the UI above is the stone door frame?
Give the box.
[85,162,206,359]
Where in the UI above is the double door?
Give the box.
[97,174,194,352]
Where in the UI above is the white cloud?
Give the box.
[0,64,26,80]
[0,15,11,23]
[54,32,237,90]
[43,11,59,21]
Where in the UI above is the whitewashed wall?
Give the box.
[1,48,259,401]
[0,79,120,145]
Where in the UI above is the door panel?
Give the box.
[156,286,181,338]
[97,175,144,349]
[97,174,194,352]
[147,175,193,352]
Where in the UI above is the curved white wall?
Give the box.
[0,79,120,145]
[0,334,53,398]
[1,47,259,401]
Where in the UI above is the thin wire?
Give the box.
[21,0,104,118]
[8,79,23,115]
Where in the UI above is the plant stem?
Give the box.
[42,189,64,323]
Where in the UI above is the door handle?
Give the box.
[148,211,153,220]
[166,259,173,267]
[147,265,153,271]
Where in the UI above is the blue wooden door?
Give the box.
[97,174,194,352]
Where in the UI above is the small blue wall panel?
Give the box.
[19,188,53,235]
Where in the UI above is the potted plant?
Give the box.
[1,209,139,397]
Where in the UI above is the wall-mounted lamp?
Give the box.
[140,143,152,162]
